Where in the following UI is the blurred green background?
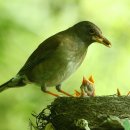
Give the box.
[0,0,130,130]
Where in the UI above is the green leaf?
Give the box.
[122,118,130,130]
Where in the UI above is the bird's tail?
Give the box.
[0,76,26,92]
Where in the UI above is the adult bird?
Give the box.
[0,21,111,97]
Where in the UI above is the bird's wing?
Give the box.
[18,34,62,74]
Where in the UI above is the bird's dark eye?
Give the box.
[89,29,95,34]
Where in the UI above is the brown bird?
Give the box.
[0,21,111,97]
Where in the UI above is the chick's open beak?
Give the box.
[92,35,112,48]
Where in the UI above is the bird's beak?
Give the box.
[92,35,112,48]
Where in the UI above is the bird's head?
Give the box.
[72,21,111,47]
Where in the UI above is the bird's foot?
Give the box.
[74,90,81,97]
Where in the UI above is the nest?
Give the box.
[31,96,130,130]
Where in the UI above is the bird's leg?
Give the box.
[56,84,73,97]
[41,85,59,97]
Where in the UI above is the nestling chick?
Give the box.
[80,76,95,97]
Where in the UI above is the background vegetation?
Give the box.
[0,0,130,130]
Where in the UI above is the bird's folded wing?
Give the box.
[18,35,61,74]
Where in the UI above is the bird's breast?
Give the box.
[28,39,87,87]
[48,47,87,86]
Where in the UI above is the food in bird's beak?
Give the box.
[92,35,112,48]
